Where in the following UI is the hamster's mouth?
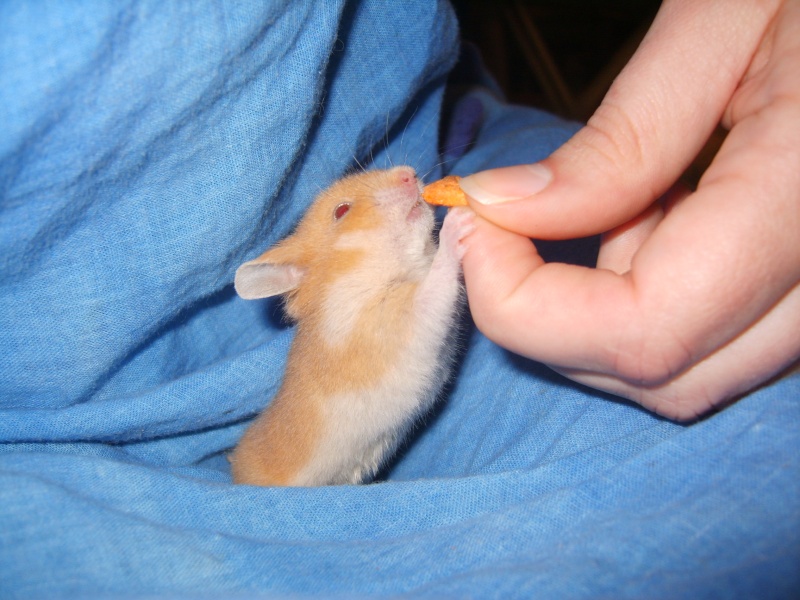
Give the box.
[406,198,425,222]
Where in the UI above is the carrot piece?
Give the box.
[422,175,468,207]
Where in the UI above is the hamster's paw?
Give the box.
[439,207,476,262]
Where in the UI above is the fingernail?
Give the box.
[459,163,552,205]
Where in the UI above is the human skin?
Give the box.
[459,0,800,421]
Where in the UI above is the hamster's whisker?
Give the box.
[351,154,368,174]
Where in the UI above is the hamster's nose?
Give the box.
[393,166,417,184]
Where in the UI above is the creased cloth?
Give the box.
[1,2,798,598]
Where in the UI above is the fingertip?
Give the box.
[460,163,553,206]
[461,215,543,279]
[460,216,544,336]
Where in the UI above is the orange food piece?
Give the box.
[422,175,468,207]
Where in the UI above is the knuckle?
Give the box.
[612,321,694,387]
[470,300,504,344]
[582,100,663,202]
[585,100,648,172]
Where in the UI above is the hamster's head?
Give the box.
[309,165,434,256]
[234,166,436,320]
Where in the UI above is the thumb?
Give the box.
[459,0,775,240]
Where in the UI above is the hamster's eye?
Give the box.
[333,202,352,221]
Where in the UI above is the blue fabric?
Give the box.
[1,2,798,598]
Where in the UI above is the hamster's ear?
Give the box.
[234,245,306,300]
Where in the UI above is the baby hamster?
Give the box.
[230,166,474,486]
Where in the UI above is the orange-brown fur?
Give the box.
[230,282,418,485]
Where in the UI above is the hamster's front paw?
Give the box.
[439,207,476,262]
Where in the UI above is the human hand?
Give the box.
[459,0,800,421]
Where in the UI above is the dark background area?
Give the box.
[450,0,726,187]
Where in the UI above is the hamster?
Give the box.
[230,166,475,487]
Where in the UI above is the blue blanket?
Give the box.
[1,2,798,598]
